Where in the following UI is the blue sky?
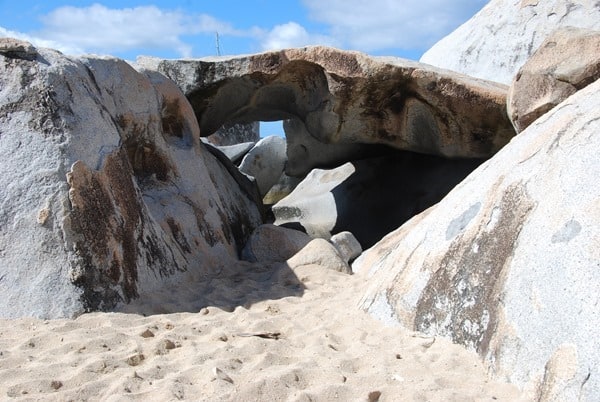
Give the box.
[0,0,487,135]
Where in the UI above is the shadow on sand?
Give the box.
[117,260,305,316]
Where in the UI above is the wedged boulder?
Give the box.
[239,135,287,197]
[241,224,311,263]
[354,80,600,400]
[206,121,260,146]
[330,232,362,264]
[0,41,263,319]
[203,140,256,165]
[273,153,482,248]
[420,0,600,84]
[507,27,600,132]
[138,46,515,160]
[287,239,351,275]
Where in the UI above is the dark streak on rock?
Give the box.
[414,183,534,355]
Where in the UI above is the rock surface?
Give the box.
[0,37,37,60]
[206,121,260,146]
[283,117,390,177]
[241,224,311,263]
[262,172,302,206]
[507,27,600,132]
[138,46,515,160]
[354,80,600,400]
[330,232,362,264]
[420,0,600,84]
[287,239,351,275]
[239,135,287,197]
[202,141,256,165]
[273,153,482,248]
[0,43,262,319]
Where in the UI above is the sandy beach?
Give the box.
[0,260,527,401]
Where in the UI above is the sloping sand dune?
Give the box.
[0,261,526,401]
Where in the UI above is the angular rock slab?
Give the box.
[206,121,259,146]
[139,46,515,159]
[354,80,600,401]
[421,0,600,84]
[202,140,256,165]
[273,153,482,249]
[508,26,600,132]
[0,41,262,318]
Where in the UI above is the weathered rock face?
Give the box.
[507,27,600,132]
[239,135,287,197]
[354,80,600,400]
[273,153,482,248]
[420,0,600,84]
[138,46,515,160]
[0,40,262,318]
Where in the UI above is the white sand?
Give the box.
[0,261,528,401]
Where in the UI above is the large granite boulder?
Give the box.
[507,27,600,132]
[138,46,515,161]
[273,153,482,248]
[0,40,263,319]
[354,80,600,400]
[239,135,287,197]
[420,0,600,84]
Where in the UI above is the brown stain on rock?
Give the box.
[67,149,144,310]
[118,114,174,182]
[413,183,535,356]
[166,216,192,254]
[161,97,185,139]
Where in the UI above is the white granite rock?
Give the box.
[421,0,600,84]
[507,26,600,132]
[355,79,600,400]
[0,42,262,318]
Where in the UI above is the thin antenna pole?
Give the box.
[215,32,221,56]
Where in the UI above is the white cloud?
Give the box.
[31,4,244,57]
[301,0,487,52]
[0,26,84,55]
[260,22,339,51]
